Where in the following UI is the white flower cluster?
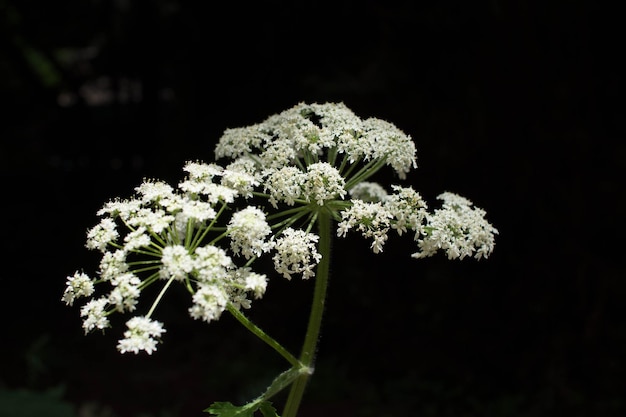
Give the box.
[64,158,324,354]
[215,102,418,205]
[65,101,497,356]
[338,185,496,260]
[337,200,393,254]
[337,184,428,253]
[348,181,389,202]
[227,207,274,258]
[272,228,322,280]
[263,162,347,208]
[117,316,166,355]
[412,192,499,260]
[62,271,94,306]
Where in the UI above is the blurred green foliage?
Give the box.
[0,386,76,417]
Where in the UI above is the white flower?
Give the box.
[243,270,268,299]
[127,208,174,234]
[179,179,238,204]
[193,245,233,283]
[337,200,393,253]
[98,249,129,281]
[180,198,217,222]
[214,124,268,160]
[384,185,428,237]
[188,284,229,323]
[437,192,473,207]
[62,271,95,306]
[80,298,110,333]
[86,218,118,252]
[412,192,498,260]
[222,267,268,309]
[135,180,175,204]
[229,291,252,311]
[307,102,363,155]
[362,118,417,179]
[302,162,347,205]
[97,198,142,220]
[272,228,321,279]
[178,162,239,203]
[349,182,388,202]
[108,272,141,312]
[227,207,274,259]
[183,161,223,180]
[221,158,260,198]
[214,102,418,181]
[258,137,299,170]
[117,316,166,355]
[160,245,193,280]
[264,166,305,207]
[123,226,151,252]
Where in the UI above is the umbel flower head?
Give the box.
[214,102,418,202]
[64,102,497,355]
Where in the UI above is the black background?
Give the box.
[1,1,624,416]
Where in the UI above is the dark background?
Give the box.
[1,1,623,416]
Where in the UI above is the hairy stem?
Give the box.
[282,209,332,417]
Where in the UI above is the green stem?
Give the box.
[227,304,300,367]
[282,209,332,417]
[146,276,175,318]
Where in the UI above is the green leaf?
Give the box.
[204,400,280,417]
[259,401,280,417]
[204,401,256,417]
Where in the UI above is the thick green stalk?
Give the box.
[282,209,332,417]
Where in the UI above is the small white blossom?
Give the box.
[264,166,305,207]
[243,270,268,299]
[183,161,223,180]
[214,124,268,160]
[349,182,388,202]
[227,207,274,259]
[412,192,498,260]
[80,298,110,333]
[97,198,142,220]
[193,245,233,283]
[337,200,393,253]
[108,272,142,312]
[384,185,428,236]
[302,162,347,205]
[362,118,417,179]
[160,245,193,280]
[272,228,321,279]
[86,218,118,252]
[221,159,260,198]
[135,180,176,204]
[229,292,252,310]
[188,284,229,323]
[127,208,174,234]
[179,179,238,204]
[123,226,151,252]
[214,102,418,181]
[307,102,363,154]
[258,137,299,170]
[98,249,129,281]
[180,198,217,222]
[62,271,95,306]
[117,316,166,355]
